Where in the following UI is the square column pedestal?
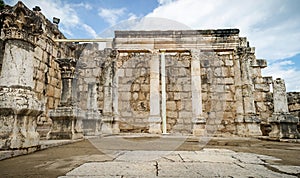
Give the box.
[192,117,206,136]
[83,110,101,136]
[48,107,84,139]
[269,113,300,139]
[0,87,43,149]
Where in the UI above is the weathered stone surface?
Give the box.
[61,149,299,178]
[1,1,299,141]
[269,79,300,139]
[48,58,84,140]
[0,87,43,149]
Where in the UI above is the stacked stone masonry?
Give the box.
[0,2,299,150]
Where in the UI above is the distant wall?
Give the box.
[287,92,300,118]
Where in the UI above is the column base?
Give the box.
[48,107,84,140]
[148,117,162,134]
[268,113,300,139]
[83,110,101,136]
[101,116,114,134]
[112,115,120,134]
[235,116,262,137]
[0,87,43,150]
[192,117,206,136]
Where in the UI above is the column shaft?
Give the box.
[191,50,205,136]
[149,52,162,134]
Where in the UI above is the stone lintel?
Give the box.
[117,49,152,53]
[115,29,240,38]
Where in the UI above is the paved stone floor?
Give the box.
[0,135,300,177]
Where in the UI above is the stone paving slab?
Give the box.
[64,162,157,177]
[60,149,300,178]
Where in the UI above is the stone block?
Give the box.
[125,69,133,77]
[47,85,55,97]
[54,87,61,98]
[84,69,93,78]
[48,97,54,108]
[256,101,267,112]
[117,69,125,77]
[224,60,234,66]
[179,111,192,118]
[254,83,270,92]
[35,81,44,92]
[118,84,131,92]
[119,92,131,101]
[140,84,149,92]
[167,101,177,111]
[173,92,181,100]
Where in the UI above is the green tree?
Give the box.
[0,0,5,10]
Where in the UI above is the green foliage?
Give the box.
[0,0,5,10]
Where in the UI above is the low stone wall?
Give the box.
[287,92,300,118]
[287,92,300,132]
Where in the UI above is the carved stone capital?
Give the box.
[55,58,77,78]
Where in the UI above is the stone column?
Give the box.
[0,39,42,149]
[112,61,120,133]
[48,58,84,140]
[160,50,167,134]
[236,47,262,136]
[148,51,162,134]
[84,82,101,136]
[268,78,300,139]
[190,49,206,136]
[233,53,244,124]
[101,61,114,134]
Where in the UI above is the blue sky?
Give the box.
[4,0,300,91]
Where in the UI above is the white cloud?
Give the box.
[147,0,300,91]
[5,0,97,38]
[128,13,138,21]
[70,2,92,10]
[98,8,126,26]
[147,0,300,61]
[157,0,174,5]
[82,24,98,38]
[262,60,300,92]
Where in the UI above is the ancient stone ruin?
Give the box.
[0,2,299,150]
